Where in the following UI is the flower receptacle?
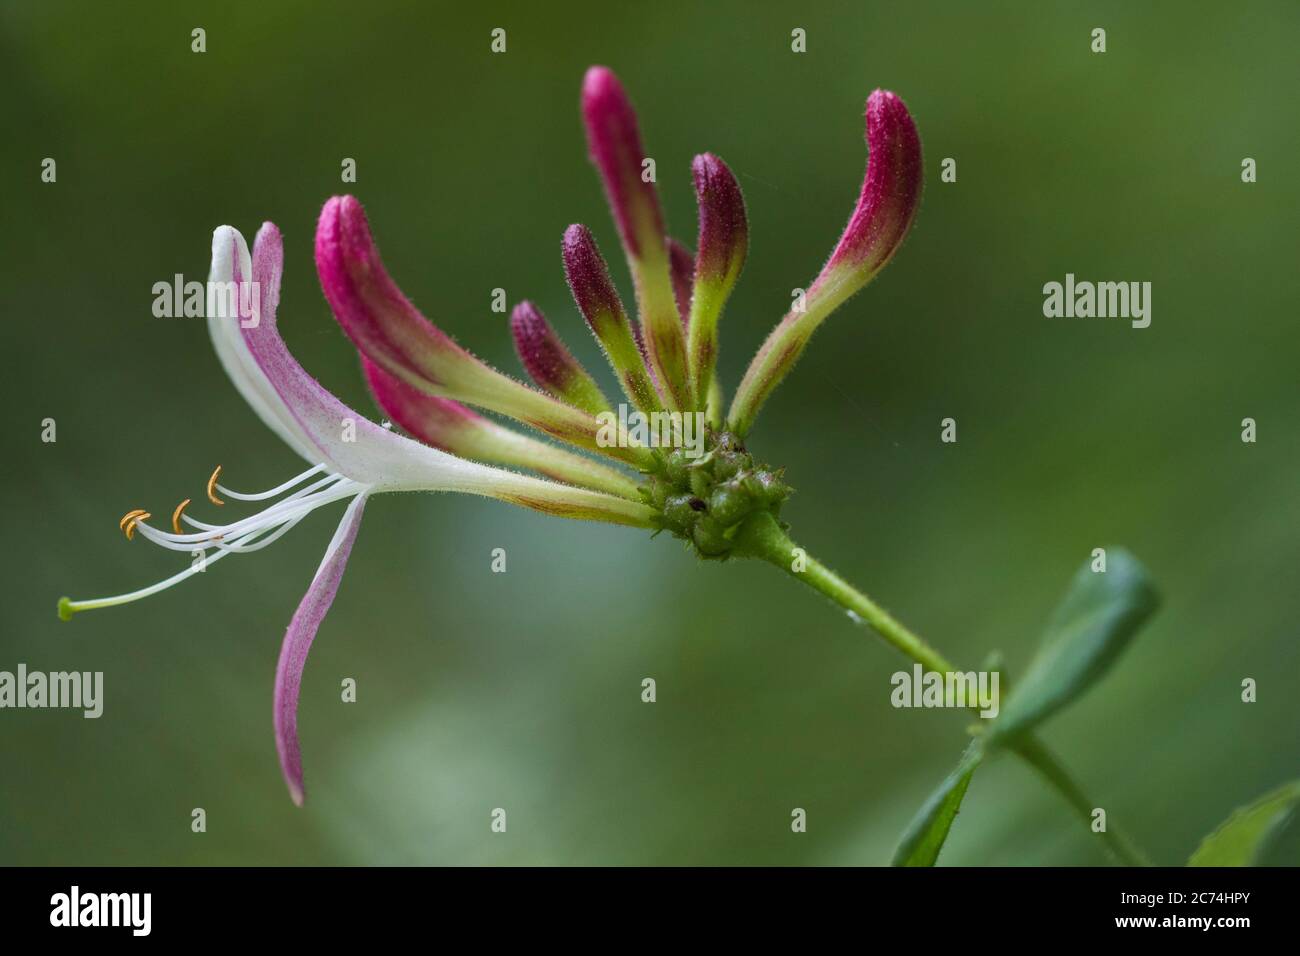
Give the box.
[643,431,792,558]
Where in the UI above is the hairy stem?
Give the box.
[732,511,1152,866]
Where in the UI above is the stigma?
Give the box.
[59,462,368,621]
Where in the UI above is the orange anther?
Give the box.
[172,498,192,534]
[207,465,225,506]
[119,508,147,532]
[123,512,151,541]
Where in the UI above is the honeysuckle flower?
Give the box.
[60,222,655,805]
[56,69,1161,861]
[324,68,921,565]
[62,65,922,809]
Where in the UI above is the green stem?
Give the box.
[733,511,1152,867]
[1010,736,1153,867]
[732,512,956,674]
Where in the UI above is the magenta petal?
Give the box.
[363,355,484,452]
[508,300,609,414]
[315,197,458,386]
[582,66,664,258]
[562,223,627,327]
[821,90,922,278]
[509,300,562,387]
[274,493,367,806]
[691,153,748,284]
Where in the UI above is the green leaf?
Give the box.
[988,549,1158,743]
[891,743,983,866]
[1188,780,1300,866]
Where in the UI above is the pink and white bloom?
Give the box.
[60,66,922,808]
[60,222,655,805]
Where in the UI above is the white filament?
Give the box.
[63,465,369,615]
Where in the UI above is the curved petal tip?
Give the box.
[273,495,368,806]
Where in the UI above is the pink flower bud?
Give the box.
[509,300,610,415]
[582,66,665,259]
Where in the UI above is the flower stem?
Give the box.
[732,511,1153,866]
[1009,735,1153,867]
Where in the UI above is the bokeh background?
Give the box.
[2,1,1297,865]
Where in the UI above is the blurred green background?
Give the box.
[2,1,1297,865]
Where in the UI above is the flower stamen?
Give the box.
[213,462,328,502]
[122,512,150,540]
[65,466,365,619]
[207,465,225,505]
[171,498,192,534]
